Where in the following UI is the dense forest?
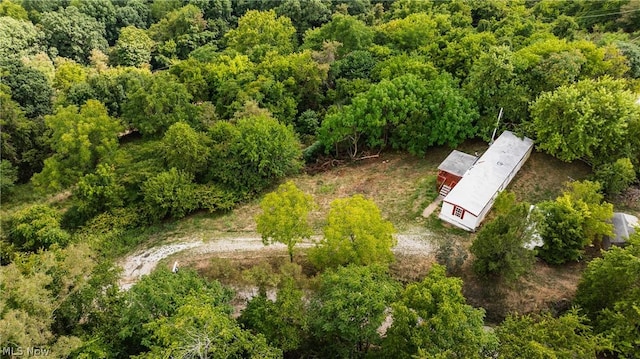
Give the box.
[1,0,640,357]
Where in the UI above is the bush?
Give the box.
[7,204,70,252]
[594,158,636,195]
[207,115,302,195]
[303,141,325,163]
[142,168,198,221]
[0,160,17,198]
[470,192,537,282]
[194,184,238,212]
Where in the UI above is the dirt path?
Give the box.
[118,232,435,289]
[422,196,443,218]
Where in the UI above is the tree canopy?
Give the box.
[470,191,537,282]
[383,264,493,359]
[529,76,640,165]
[575,234,640,357]
[309,265,400,358]
[536,181,613,264]
[33,100,122,191]
[310,195,396,270]
[2,1,640,357]
[256,181,314,262]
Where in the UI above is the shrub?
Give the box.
[594,158,636,195]
[7,204,70,252]
[142,168,198,221]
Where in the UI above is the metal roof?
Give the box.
[611,212,638,245]
[443,131,534,216]
[437,150,478,177]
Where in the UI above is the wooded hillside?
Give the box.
[1,0,639,358]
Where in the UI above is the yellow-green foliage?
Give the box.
[256,181,314,262]
[310,195,396,270]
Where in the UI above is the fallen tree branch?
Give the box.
[354,154,380,161]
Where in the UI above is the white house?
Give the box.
[439,131,534,231]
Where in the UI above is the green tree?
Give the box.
[464,45,529,138]
[0,160,18,198]
[0,0,29,20]
[0,88,49,181]
[319,74,476,158]
[0,16,43,62]
[389,73,477,156]
[529,76,640,165]
[302,13,374,57]
[575,234,640,358]
[309,265,400,358]
[372,54,437,81]
[116,268,233,357]
[115,0,150,30]
[256,50,328,115]
[141,168,198,221]
[73,163,125,218]
[256,181,314,262]
[594,157,636,195]
[536,196,589,265]
[109,26,154,67]
[382,264,493,359]
[160,121,211,176]
[616,41,640,79]
[33,100,122,191]
[310,195,396,270]
[149,0,182,22]
[39,6,108,64]
[470,191,537,282]
[6,204,70,252]
[1,60,53,118]
[122,72,196,137]
[276,0,331,36]
[496,309,608,358]
[207,115,302,195]
[377,12,442,52]
[0,244,96,357]
[239,276,308,354]
[564,180,615,246]
[189,0,233,22]
[224,10,296,62]
[76,66,151,118]
[53,58,89,92]
[73,0,118,44]
[437,31,497,80]
[21,0,69,15]
[138,294,282,359]
[536,181,614,264]
[330,50,376,80]
[148,4,213,62]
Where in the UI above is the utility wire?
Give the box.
[573,7,640,19]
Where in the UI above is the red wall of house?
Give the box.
[437,170,462,189]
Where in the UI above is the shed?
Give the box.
[436,150,478,196]
[439,131,534,231]
[603,212,638,249]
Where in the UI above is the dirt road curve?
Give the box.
[118,233,434,289]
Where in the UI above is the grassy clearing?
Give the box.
[167,149,451,240]
[509,151,592,204]
[155,142,598,246]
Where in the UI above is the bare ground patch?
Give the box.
[462,259,587,324]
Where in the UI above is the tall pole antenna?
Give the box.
[490,107,503,145]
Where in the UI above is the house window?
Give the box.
[453,206,464,219]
